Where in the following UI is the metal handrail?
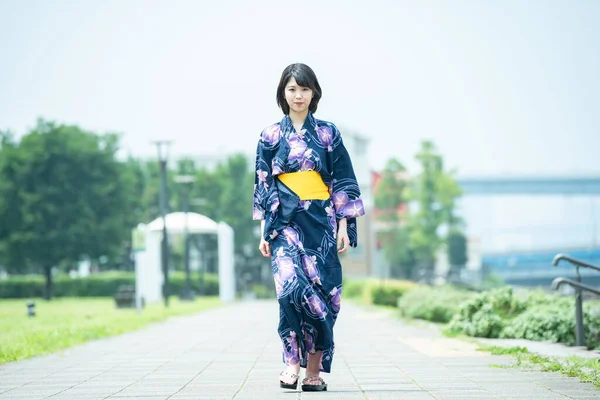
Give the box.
[553,253,600,273]
[551,277,600,296]
[551,253,600,348]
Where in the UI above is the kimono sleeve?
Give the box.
[330,126,365,247]
[252,125,281,220]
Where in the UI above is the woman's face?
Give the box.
[285,77,313,114]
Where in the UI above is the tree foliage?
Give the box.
[374,141,465,281]
[373,158,415,278]
[408,140,463,281]
[0,120,142,298]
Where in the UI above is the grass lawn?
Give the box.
[0,296,222,365]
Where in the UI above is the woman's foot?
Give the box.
[279,364,300,389]
[301,375,327,391]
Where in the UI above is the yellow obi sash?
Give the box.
[277,171,329,200]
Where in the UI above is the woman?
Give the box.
[253,63,365,392]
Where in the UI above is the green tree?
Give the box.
[373,158,415,278]
[408,140,462,282]
[447,230,468,268]
[374,158,407,214]
[0,120,141,299]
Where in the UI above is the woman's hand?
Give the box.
[337,218,349,254]
[258,238,271,258]
[258,220,271,257]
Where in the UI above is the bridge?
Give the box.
[457,176,600,195]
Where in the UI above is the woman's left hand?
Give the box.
[337,219,349,254]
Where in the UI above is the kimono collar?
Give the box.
[280,112,318,134]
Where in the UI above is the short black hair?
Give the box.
[276,63,322,115]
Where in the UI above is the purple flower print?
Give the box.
[283,332,300,365]
[342,199,365,218]
[269,229,278,240]
[274,273,284,298]
[269,196,280,212]
[299,149,315,171]
[276,254,295,281]
[332,191,349,213]
[283,227,300,247]
[261,124,281,145]
[287,134,307,162]
[305,293,327,319]
[329,287,342,313]
[253,205,265,220]
[316,125,333,148]
[300,157,315,171]
[325,206,336,234]
[272,165,282,175]
[256,170,268,188]
[303,329,316,353]
[300,200,311,210]
[302,255,321,285]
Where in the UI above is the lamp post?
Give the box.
[175,175,196,301]
[153,140,172,307]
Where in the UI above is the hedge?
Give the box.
[342,278,417,307]
[397,285,475,323]
[446,286,600,349]
[0,271,219,298]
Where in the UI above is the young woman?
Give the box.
[253,63,365,392]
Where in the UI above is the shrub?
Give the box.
[398,286,475,323]
[445,287,600,348]
[251,283,275,299]
[0,275,46,298]
[169,272,219,296]
[0,271,219,298]
[369,280,417,307]
[341,278,416,306]
[342,279,365,299]
[446,287,528,337]
[502,300,600,349]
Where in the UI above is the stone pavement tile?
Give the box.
[359,383,421,391]
[557,387,600,397]
[0,394,47,400]
[174,383,240,397]
[45,395,108,400]
[429,393,503,400]
[170,396,232,400]
[107,397,169,400]
[500,396,569,400]
[364,392,435,400]
[113,385,181,396]
[45,385,121,395]
[0,388,61,399]
[482,390,568,398]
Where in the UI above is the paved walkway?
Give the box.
[0,300,598,399]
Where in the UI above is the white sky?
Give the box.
[1,0,599,177]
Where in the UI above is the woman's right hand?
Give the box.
[258,238,271,258]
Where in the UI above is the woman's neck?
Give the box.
[288,110,308,128]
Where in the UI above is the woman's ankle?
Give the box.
[286,363,300,373]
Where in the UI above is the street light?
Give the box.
[153,140,172,307]
[175,174,196,301]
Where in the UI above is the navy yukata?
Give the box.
[253,112,365,373]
